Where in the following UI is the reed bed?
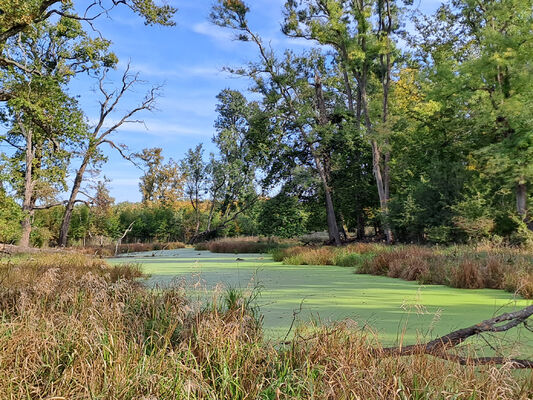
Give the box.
[274,244,533,299]
[77,241,186,257]
[0,253,531,399]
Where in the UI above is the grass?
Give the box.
[1,252,532,399]
[195,236,295,254]
[77,241,186,257]
[358,245,533,299]
[273,244,533,299]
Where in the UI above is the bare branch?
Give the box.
[0,56,41,76]
[372,305,533,369]
[101,139,141,168]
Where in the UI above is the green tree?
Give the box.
[137,147,184,204]
[211,3,345,245]
[181,144,207,236]
[258,194,309,238]
[283,0,406,243]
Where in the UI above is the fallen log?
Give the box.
[375,304,533,368]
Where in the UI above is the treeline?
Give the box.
[0,194,317,247]
[0,0,532,248]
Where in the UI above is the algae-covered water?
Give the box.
[112,248,532,353]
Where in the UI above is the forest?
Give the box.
[0,0,531,249]
[0,0,532,399]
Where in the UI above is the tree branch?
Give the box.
[372,305,533,369]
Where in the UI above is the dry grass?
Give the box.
[197,237,295,254]
[274,244,533,299]
[358,245,533,298]
[273,243,387,267]
[0,255,531,399]
[77,241,186,257]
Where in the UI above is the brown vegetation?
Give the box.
[0,254,531,399]
[274,244,533,299]
[358,246,533,298]
[196,237,294,254]
[77,241,186,257]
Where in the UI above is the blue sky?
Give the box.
[70,0,443,203]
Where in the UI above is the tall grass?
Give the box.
[0,254,531,398]
[275,244,533,299]
[77,241,186,257]
[357,245,533,298]
[196,237,295,254]
[273,243,388,266]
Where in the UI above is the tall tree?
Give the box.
[409,0,533,230]
[0,19,100,247]
[137,147,184,204]
[181,144,207,236]
[58,67,160,246]
[211,3,344,245]
[283,0,404,243]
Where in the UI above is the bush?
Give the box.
[0,191,22,244]
[257,194,309,238]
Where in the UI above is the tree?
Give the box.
[137,147,184,204]
[283,0,406,243]
[0,0,175,44]
[0,19,96,247]
[407,0,533,234]
[58,67,160,246]
[258,194,309,238]
[0,0,174,103]
[211,3,345,245]
[189,89,260,243]
[181,144,207,236]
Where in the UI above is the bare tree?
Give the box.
[58,66,160,247]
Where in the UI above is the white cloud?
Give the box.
[123,61,229,80]
[192,21,236,48]
[117,119,211,138]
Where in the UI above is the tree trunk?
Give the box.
[360,76,393,244]
[19,125,34,248]
[59,155,89,247]
[516,183,528,220]
[315,72,342,246]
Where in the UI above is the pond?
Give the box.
[112,248,532,352]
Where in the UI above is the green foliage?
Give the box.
[258,194,309,238]
[0,190,22,243]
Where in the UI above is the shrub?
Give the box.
[194,241,209,251]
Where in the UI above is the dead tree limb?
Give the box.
[114,221,135,256]
[374,304,533,369]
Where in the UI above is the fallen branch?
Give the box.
[374,304,533,369]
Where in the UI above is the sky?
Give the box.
[68,0,443,203]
